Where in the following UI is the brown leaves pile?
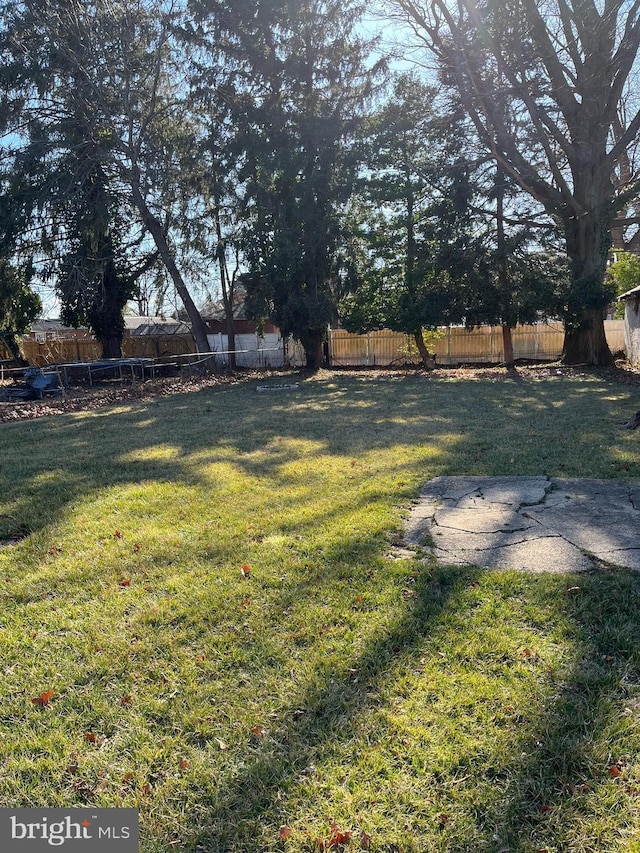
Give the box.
[0,373,252,425]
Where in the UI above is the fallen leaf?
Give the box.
[520,647,536,659]
[114,530,122,539]
[608,764,622,777]
[278,826,292,840]
[360,830,372,850]
[84,732,97,743]
[252,725,265,737]
[31,690,54,707]
[240,564,251,578]
[215,738,227,750]
[140,782,151,795]
[328,824,352,845]
[120,695,132,705]
[179,759,190,770]
[119,579,131,587]
[133,543,141,553]
[538,804,551,813]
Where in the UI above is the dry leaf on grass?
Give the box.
[31,690,54,707]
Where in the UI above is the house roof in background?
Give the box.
[124,316,191,336]
[31,317,191,336]
[204,285,248,320]
[31,318,88,332]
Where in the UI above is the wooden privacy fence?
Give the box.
[328,321,626,367]
[5,334,197,366]
[0,322,627,371]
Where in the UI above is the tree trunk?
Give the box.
[223,303,237,370]
[101,333,123,359]
[502,324,514,369]
[562,215,614,366]
[129,179,211,353]
[214,208,237,370]
[562,306,613,365]
[95,258,124,360]
[300,329,326,371]
[496,165,515,372]
[413,329,435,369]
[2,332,28,366]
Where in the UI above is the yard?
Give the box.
[2,366,640,852]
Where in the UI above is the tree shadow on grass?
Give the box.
[3,369,635,548]
[176,564,640,853]
[477,567,640,853]
[180,561,485,853]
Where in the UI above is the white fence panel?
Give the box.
[206,333,286,367]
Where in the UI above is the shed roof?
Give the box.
[618,284,640,300]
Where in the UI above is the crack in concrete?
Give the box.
[404,476,640,573]
[437,534,563,553]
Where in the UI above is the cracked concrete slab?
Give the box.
[404,476,640,573]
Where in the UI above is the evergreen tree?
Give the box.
[206,0,383,369]
[339,74,477,362]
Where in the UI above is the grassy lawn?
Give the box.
[2,367,640,852]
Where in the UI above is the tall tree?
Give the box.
[203,0,382,369]
[1,0,213,353]
[384,0,640,365]
[0,260,40,366]
[340,73,478,360]
[461,164,568,368]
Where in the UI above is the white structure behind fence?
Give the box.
[206,332,286,367]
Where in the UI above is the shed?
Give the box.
[618,284,640,364]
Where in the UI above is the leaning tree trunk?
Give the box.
[413,329,435,369]
[561,215,614,366]
[1,332,28,366]
[130,178,211,354]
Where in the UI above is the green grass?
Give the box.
[2,367,640,852]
